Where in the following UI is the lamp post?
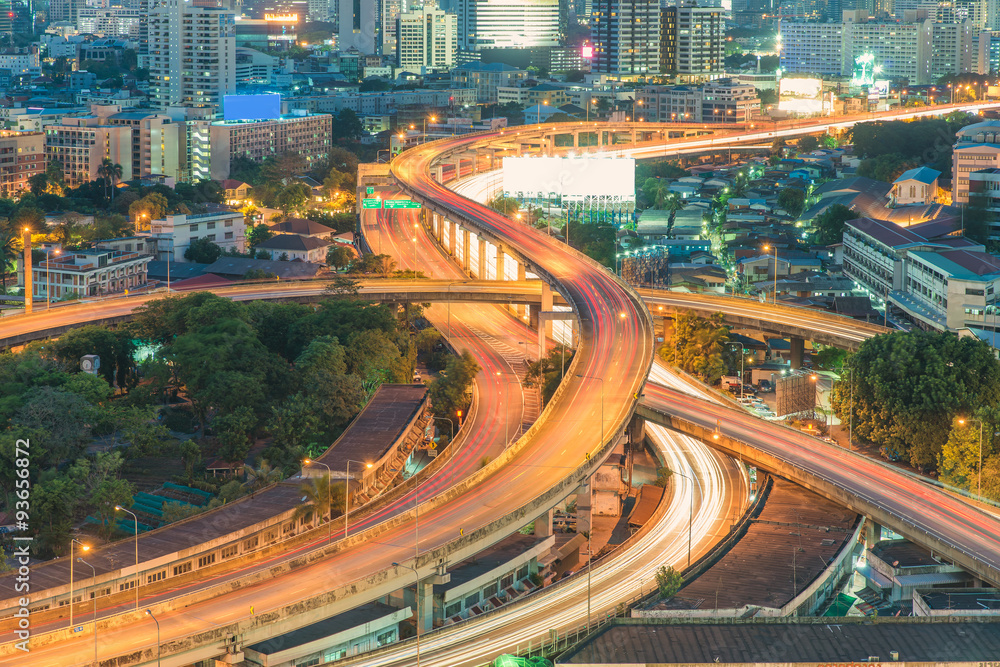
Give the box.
[344,459,372,539]
[432,416,454,444]
[730,342,747,399]
[303,458,333,542]
[45,248,60,309]
[958,417,985,497]
[392,561,421,667]
[77,557,97,664]
[69,538,90,628]
[145,609,160,667]
[670,470,695,568]
[762,243,778,305]
[114,504,140,611]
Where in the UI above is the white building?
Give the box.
[235,47,282,86]
[892,166,941,206]
[450,62,528,103]
[148,0,237,112]
[337,0,381,54]
[636,79,759,123]
[149,210,246,262]
[396,5,457,71]
[590,0,661,75]
[77,7,142,39]
[777,21,845,75]
[456,0,559,58]
[24,247,152,299]
[952,120,1000,205]
[663,0,726,81]
[0,47,40,77]
[255,234,332,263]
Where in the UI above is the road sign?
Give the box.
[362,198,382,209]
[383,199,422,209]
[366,186,375,195]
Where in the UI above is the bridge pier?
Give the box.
[461,226,471,274]
[576,481,592,536]
[864,518,883,549]
[446,219,456,256]
[495,245,506,280]
[533,508,554,537]
[477,237,488,279]
[790,336,805,369]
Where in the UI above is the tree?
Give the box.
[429,351,480,420]
[811,204,856,246]
[797,135,819,153]
[214,405,257,462]
[777,187,807,218]
[324,275,360,298]
[524,345,575,405]
[331,109,364,142]
[486,194,521,216]
[27,172,48,196]
[91,478,135,538]
[276,182,312,215]
[327,245,353,270]
[242,459,283,492]
[262,151,307,185]
[346,329,411,398]
[857,153,919,184]
[129,192,168,225]
[292,474,346,524]
[184,237,224,264]
[180,439,202,484]
[938,417,983,491]
[294,335,365,425]
[98,158,123,203]
[0,225,20,291]
[51,325,136,388]
[655,565,683,599]
[15,388,94,464]
[830,331,1000,468]
[659,311,729,384]
[267,397,322,450]
[245,221,273,250]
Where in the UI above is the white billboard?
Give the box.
[779,77,822,98]
[502,156,635,199]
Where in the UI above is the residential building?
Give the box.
[267,217,335,237]
[952,120,1000,205]
[456,0,560,59]
[590,0,661,75]
[636,79,758,123]
[235,47,283,86]
[0,46,40,77]
[777,20,845,75]
[0,131,44,197]
[148,0,237,112]
[496,82,572,107]
[701,79,760,124]
[234,15,299,51]
[44,115,133,188]
[255,233,332,262]
[891,166,941,206]
[450,62,528,103]
[77,7,142,39]
[282,88,477,114]
[223,179,252,204]
[104,108,182,182]
[24,247,152,299]
[149,210,246,262]
[967,167,1000,239]
[662,0,725,81]
[397,5,457,71]
[208,111,332,181]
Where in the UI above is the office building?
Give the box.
[77,7,143,38]
[663,1,725,81]
[235,47,283,85]
[0,46,40,77]
[451,62,528,102]
[456,0,560,58]
[952,120,1000,204]
[104,108,182,181]
[0,131,44,197]
[777,20,845,75]
[396,5,457,71]
[148,0,237,111]
[208,111,332,180]
[636,79,759,123]
[590,0,661,75]
[44,115,133,188]
[234,15,299,50]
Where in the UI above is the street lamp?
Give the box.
[344,459,372,538]
[958,417,985,497]
[762,244,778,305]
[114,504,140,611]
[392,561,421,666]
[44,248,60,309]
[145,609,160,667]
[303,458,334,543]
[77,556,97,664]
[69,538,90,628]
[670,469,695,569]
[730,342,747,399]
[432,416,454,445]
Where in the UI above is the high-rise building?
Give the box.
[456,0,559,58]
[397,5,457,71]
[208,111,332,180]
[148,0,237,111]
[337,0,382,54]
[777,20,846,74]
[44,115,133,188]
[590,0,661,75]
[662,1,725,81]
[382,0,401,55]
[953,120,1000,204]
[0,131,44,197]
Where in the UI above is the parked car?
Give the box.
[759,379,772,392]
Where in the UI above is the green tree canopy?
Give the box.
[810,204,856,246]
[660,311,729,384]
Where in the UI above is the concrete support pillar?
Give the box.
[864,518,883,549]
[541,282,554,341]
[790,336,805,369]
[461,227,471,273]
[495,245,505,281]
[529,306,539,330]
[576,481,592,536]
[417,580,434,633]
[477,238,488,279]
[533,508,554,537]
[446,219,456,256]
[433,213,442,242]
[628,415,646,446]
[517,262,526,282]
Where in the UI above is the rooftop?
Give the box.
[870,540,941,568]
[894,166,940,185]
[908,249,1000,281]
[919,590,1000,611]
[247,602,404,653]
[268,217,336,236]
[435,533,550,594]
[557,619,1000,664]
[845,216,961,250]
[202,257,324,279]
[256,234,332,252]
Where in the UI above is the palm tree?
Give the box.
[97,158,112,201]
[0,225,19,292]
[292,474,346,525]
[109,161,123,203]
[241,459,283,492]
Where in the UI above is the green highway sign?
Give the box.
[366,186,375,195]
[383,199,422,209]
[362,198,382,209]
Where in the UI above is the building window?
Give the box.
[464,592,480,608]
[147,571,166,584]
[197,553,216,568]
[221,544,238,559]
[173,562,192,576]
[244,536,259,551]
